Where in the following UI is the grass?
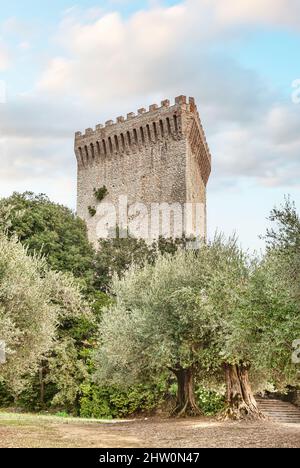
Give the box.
[0,410,129,425]
[0,410,136,448]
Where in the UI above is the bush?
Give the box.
[0,382,14,407]
[80,383,164,419]
[15,375,57,412]
[167,383,225,416]
[195,387,225,416]
[55,411,70,418]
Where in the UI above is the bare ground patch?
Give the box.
[0,413,299,448]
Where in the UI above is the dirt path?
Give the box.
[0,413,300,448]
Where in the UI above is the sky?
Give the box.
[0,0,299,251]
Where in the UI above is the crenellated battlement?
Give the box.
[74,96,211,183]
[75,96,187,138]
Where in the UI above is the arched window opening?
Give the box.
[133,128,138,145]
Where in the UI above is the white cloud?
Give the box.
[38,1,298,107]
[266,105,300,146]
[207,0,300,30]
[38,5,188,101]
[0,129,76,206]
[1,0,299,203]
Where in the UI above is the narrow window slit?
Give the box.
[174,114,178,133]
[84,145,89,162]
[146,124,151,142]
[159,119,164,137]
[90,143,95,160]
[108,137,113,154]
[102,139,107,156]
[121,133,126,151]
[166,117,171,135]
[114,135,119,152]
[153,122,158,141]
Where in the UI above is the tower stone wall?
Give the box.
[74,95,211,245]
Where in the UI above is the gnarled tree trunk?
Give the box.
[223,363,264,420]
[171,367,201,417]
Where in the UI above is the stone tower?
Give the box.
[74,95,211,245]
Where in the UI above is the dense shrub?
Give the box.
[0,382,14,407]
[195,387,225,416]
[80,383,165,419]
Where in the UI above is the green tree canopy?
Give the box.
[244,198,300,389]
[0,233,90,394]
[0,192,94,286]
[263,197,300,302]
[94,228,193,292]
[95,230,300,419]
[94,236,257,417]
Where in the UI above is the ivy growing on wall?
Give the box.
[93,186,108,202]
[88,206,97,217]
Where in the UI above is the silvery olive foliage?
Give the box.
[94,236,250,387]
[46,338,89,408]
[0,233,90,394]
[228,198,300,390]
[94,231,300,394]
[248,260,299,388]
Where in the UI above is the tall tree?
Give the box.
[223,198,300,418]
[248,198,300,390]
[263,197,300,301]
[0,192,95,286]
[0,233,90,394]
[94,236,260,418]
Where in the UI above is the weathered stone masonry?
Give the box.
[74,95,212,245]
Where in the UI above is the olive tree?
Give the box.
[0,233,90,394]
[220,199,300,418]
[245,199,300,391]
[95,236,258,417]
